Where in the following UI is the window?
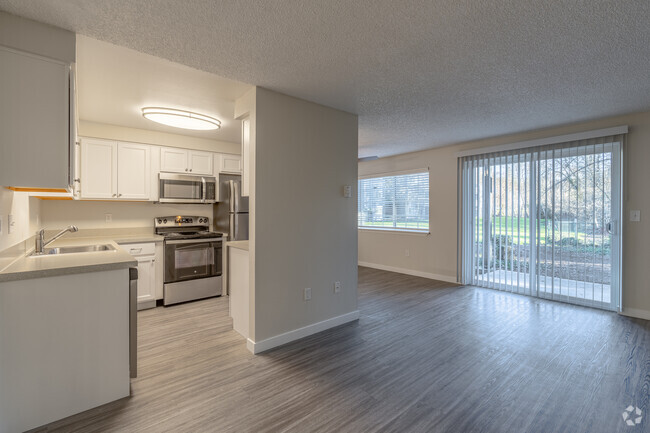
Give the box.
[458,133,624,311]
[358,170,429,231]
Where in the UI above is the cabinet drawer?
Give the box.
[120,242,156,256]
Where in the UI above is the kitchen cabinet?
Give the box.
[160,147,213,175]
[118,143,151,199]
[0,46,74,189]
[120,242,158,310]
[215,153,242,175]
[80,138,150,200]
[241,117,250,196]
[80,138,116,199]
[0,268,130,433]
[228,243,249,339]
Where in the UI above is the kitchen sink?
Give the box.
[31,244,117,256]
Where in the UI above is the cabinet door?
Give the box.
[188,150,213,175]
[220,154,242,174]
[80,138,117,199]
[117,142,151,200]
[160,147,188,173]
[136,255,156,309]
[0,47,70,188]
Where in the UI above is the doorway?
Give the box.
[459,134,623,310]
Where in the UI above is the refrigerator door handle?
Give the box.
[232,180,241,213]
[229,180,235,213]
[229,213,236,240]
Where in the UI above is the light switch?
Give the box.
[7,214,15,234]
[630,210,641,222]
[343,185,352,198]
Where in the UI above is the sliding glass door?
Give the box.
[459,135,623,311]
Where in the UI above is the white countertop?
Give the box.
[0,228,165,283]
[0,239,137,283]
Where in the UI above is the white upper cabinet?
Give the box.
[188,150,213,175]
[117,142,151,199]
[80,138,117,199]
[216,153,242,174]
[160,147,213,175]
[80,138,150,200]
[160,147,188,173]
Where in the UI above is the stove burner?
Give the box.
[154,215,221,241]
[162,231,222,240]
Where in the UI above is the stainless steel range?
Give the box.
[155,216,224,306]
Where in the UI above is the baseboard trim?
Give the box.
[246,310,360,354]
[358,261,457,284]
[620,308,650,321]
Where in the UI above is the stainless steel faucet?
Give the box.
[34,225,79,254]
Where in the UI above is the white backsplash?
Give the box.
[40,199,213,231]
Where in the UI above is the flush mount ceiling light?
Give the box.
[141,107,221,130]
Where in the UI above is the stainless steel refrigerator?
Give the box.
[214,174,249,241]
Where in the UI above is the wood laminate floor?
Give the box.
[33,267,650,433]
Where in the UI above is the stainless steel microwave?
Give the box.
[158,173,217,204]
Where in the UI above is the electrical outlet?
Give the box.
[7,214,15,234]
[334,281,341,293]
[304,287,312,301]
[105,213,113,223]
[405,249,410,257]
[630,210,641,222]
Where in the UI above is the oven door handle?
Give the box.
[165,238,223,245]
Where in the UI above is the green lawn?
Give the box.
[475,216,607,247]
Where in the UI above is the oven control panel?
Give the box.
[154,216,209,227]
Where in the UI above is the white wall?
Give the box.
[358,110,650,318]
[251,87,359,347]
[40,200,212,231]
[79,120,241,155]
[0,188,40,254]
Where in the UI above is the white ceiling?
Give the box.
[1,1,650,157]
[76,35,251,143]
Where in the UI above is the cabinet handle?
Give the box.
[185,168,188,171]
[189,169,192,172]
[112,194,117,197]
[118,193,122,197]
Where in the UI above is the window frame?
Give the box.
[357,168,430,234]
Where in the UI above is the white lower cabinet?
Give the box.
[120,242,161,310]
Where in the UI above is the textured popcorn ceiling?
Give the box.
[1,0,650,157]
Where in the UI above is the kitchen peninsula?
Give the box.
[0,237,137,433]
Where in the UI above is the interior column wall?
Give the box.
[253,87,359,344]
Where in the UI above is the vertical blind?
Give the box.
[458,134,623,311]
[358,170,429,231]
